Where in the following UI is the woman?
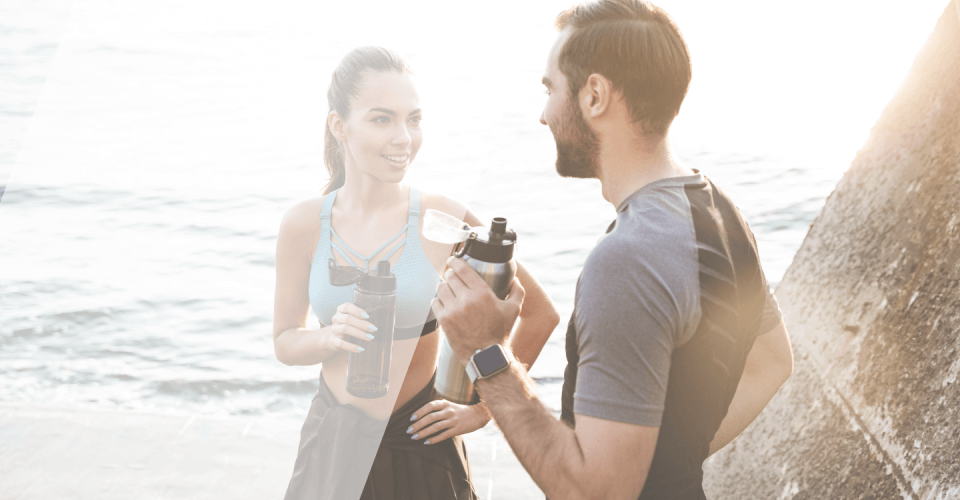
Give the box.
[273,46,560,499]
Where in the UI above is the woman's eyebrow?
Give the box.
[365,107,420,116]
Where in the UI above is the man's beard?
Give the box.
[552,100,600,179]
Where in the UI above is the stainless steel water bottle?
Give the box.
[329,259,397,399]
[435,217,517,404]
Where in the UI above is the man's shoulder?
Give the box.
[585,193,697,274]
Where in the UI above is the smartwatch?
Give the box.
[465,344,513,383]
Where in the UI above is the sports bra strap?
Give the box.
[330,224,407,271]
[320,189,338,220]
[408,187,420,216]
[322,187,421,270]
[407,187,421,237]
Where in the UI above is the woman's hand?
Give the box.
[407,399,492,445]
[324,303,378,354]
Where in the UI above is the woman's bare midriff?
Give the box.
[321,328,440,421]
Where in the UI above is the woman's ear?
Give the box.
[328,111,346,142]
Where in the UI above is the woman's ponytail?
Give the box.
[322,118,346,195]
[321,46,412,195]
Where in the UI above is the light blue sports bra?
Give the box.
[308,187,441,339]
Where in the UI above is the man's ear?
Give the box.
[328,111,346,142]
[580,73,612,119]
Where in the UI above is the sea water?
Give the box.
[0,0,948,418]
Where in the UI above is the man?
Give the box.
[431,0,795,499]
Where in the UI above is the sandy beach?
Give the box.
[0,402,541,499]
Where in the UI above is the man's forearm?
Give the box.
[708,367,785,455]
[709,323,793,455]
[475,362,590,500]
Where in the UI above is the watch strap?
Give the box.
[465,357,481,384]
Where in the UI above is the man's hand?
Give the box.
[432,256,525,363]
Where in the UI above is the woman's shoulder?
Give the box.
[279,195,327,238]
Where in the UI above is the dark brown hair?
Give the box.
[323,46,412,194]
[556,0,691,135]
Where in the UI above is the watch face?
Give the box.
[474,346,508,376]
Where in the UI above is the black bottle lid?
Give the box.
[462,217,517,263]
[359,259,397,293]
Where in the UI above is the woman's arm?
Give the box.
[507,261,560,369]
[272,200,375,366]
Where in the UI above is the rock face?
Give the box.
[703,2,960,499]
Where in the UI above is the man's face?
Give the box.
[540,31,600,179]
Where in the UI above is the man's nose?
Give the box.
[539,109,547,126]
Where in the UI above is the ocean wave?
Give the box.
[150,378,319,398]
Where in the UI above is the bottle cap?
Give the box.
[359,260,397,293]
[461,217,516,263]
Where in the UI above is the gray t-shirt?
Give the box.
[570,172,782,427]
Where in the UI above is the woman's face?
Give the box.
[333,71,423,185]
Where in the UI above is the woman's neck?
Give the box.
[335,174,407,217]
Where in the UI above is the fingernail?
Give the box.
[369,325,378,332]
[361,312,370,319]
[357,347,365,352]
[406,426,413,434]
[424,440,431,445]
[366,333,375,340]
[411,434,419,440]
[410,414,417,421]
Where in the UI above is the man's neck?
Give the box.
[596,132,694,209]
